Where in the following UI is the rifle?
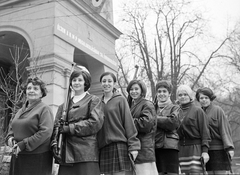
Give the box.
[226,151,233,174]
[133,65,139,80]
[128,153,136,175]
[200,157,207,175]
[56,64,75,159]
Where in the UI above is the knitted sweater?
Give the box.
[178,101,211,152]
[97,91,141,151]
[7,99,54,154]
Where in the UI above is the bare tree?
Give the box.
[116,0,232,101]
[0,45,29,139]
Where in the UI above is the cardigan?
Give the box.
[203,103,234,151]
[178,101,211,152]
[7,99,54,154]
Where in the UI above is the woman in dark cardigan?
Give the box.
[196,87,234,175]
[176,85,211,175]
[6,77,54,175]
[126,79,158,175]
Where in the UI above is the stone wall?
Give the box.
[0,146,11,175]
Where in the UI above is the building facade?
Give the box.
[0,0,121,130]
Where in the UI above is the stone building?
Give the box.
[0,0,121,131]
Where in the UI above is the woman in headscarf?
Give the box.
[176,85,211,175]
[154,80,180,175]
[126,79,158,175]
[196,87,234,175]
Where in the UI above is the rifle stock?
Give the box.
[57,64,75,158]
[200,157,206,175]
[226,151,233,174]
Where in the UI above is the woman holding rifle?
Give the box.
[51,67,104,175]
[196,87,234,175]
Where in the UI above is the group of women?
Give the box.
[5,68,234,175]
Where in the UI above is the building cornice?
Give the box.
[69,0,122,39]
[0,0,20,7]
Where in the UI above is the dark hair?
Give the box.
[155,80,173,93]
[23,77,47,98]
[70,70,91,91]
[196,87,216,101]
[126,79,147,107]
[127,80,147,97]
[100,72,116,83]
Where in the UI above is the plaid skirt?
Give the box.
[179,144,203,174]
[206,150,230,171]
[99,142,132,174]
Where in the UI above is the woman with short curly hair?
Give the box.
[6,77,54,175]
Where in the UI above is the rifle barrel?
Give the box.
[56,63,75,158]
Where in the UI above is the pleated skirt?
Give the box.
[99,142,132,174]
[179,144,203,174]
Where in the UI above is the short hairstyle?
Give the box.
[176,85,194,100]
[196,87,216,101]
[155,80,173,93]
[100,72,117,83]
[70,70,91,91]
[23,77,47,98]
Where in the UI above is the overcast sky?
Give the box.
[113,0,240,36]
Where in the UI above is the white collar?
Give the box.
[73,92,87,103]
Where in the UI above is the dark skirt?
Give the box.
[58,162,100,175]
[9,151,53,175]
[206,150,231,171]
[179,144,203,173]
[99,142,132,174]
[155,148,179,174]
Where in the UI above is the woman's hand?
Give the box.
[201,152,209,164]
[13,144,21,157]
[130,150,138,161]
[59,125,70,134]
[7,137,16,148]
[52,145,62,163]
[228,150,234,159]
